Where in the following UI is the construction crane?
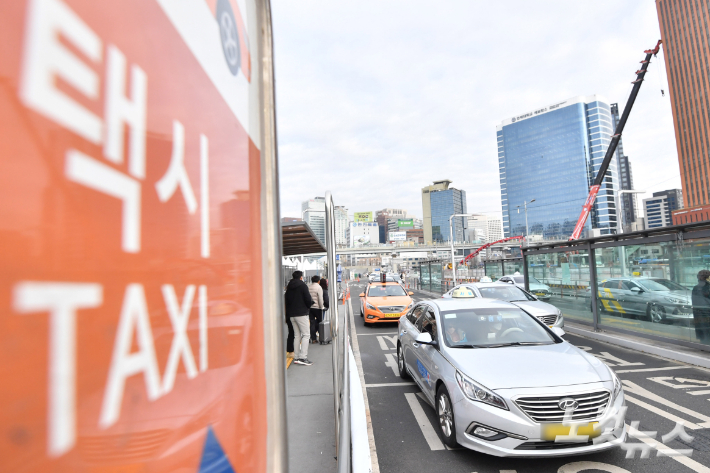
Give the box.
[458,235,524,267]
[569,39,662,240]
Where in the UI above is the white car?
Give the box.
[499,274,551,301]
[442,282,564,328]
[397,298,626,457]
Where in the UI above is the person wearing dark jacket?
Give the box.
[692,270,710,343]
[285,271,314,365]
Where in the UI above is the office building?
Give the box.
[498,95,619,239]
[349,222,380,247]
[643,189,683,229]
[302,197,326,244]
[657,1,710,209]
[610,103,638,231]
[334,206,348,247]
[421,180,468,243]
[673,204,710,225]
[375,208,407,243]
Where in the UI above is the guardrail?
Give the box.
[325,192,351,473]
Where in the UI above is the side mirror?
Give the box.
[408,292,414,295]
[415,332,436,345]
[630,287,643,293]
[359,293,365,297]
[551,327,565,338]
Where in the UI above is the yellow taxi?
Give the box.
[359,282,414,325]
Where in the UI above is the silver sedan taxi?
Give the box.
[397,296,626,457]
[443,282,564,329]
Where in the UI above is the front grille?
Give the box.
[537,315,557,325]
[515,391,610,423]
[379,306,405,313]
[515,440,595,450]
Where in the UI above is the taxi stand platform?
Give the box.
[285,305,345,473]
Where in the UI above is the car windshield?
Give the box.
[529,276,542,284]
[476,285,535,302]
[368,285,407,297]
[513,277,525,284]
[440,308,555,348]
[636,279,679,292]
[650,279,687,291]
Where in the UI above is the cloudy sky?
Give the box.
[271,0,679,221]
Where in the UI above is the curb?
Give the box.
[565,325,710,370]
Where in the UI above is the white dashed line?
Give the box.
[404,392,445,451]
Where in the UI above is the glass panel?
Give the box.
[430,263,443,293]
[595,241,697,345]
[503,259,523,275]
[485,261,502,281]
[421,263,431,292]
[526,250,593,324]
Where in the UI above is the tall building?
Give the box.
[421,180,468,243]
[643,189,683,229]
[349,222,380,247]
[301,197,326,244]
[610,103,638,231]
[334,206,348,247]
[375,209,407,243]
[657,1,710,209]
[498,95,619,239]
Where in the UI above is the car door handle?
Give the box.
[412,342,419,348]
[401,330,407,335]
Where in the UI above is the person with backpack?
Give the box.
[317,278,330,343]
[284,271,314,366]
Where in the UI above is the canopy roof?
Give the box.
[281,221,326,256]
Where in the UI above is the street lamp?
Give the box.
[449,213,475,285]
[615,190,645,234]
[516,199,535,246]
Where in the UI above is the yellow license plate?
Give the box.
[535,292,546,296]
[541,422,600,441]
[383,313,400,318]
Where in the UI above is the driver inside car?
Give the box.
[445,323,467,344]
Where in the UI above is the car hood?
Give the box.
[445,342,610,390]
[510,300,557,316]
[529,282,550,291]
[367,295,412,307]
[660,290,691,301]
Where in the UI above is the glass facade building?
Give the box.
[498,95,619,240]
[430,188,468,242]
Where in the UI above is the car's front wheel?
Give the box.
[397,344,410,380]
[436,385,459,448]
[647,303,666,323]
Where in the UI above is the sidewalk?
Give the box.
[565,321,710,370]
[286,310,340,473]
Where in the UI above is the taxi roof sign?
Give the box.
[452,287,476,298]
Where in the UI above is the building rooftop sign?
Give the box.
[496,95,608,130]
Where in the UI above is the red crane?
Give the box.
[458,235,524,267]
[569,40,662,240]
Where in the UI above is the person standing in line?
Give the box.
[284,271,314,365]
[308,275,324,343]
[318,278,330,343]
[692,270,710,343]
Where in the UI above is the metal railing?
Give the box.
[325,192,351,473]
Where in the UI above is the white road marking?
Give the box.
[594,351,644,367]
[648,376,710,389]
[384,353,399,377]
[623,380,710,427]
[687,390,710,396]
[365,382,416,387]
[557,462,630,473]
[357,332,399,336]
[615,366,688,374]
[376,335,397,350]
[404,392,445,451]
[628,424,710,473]
[624,395,702,429]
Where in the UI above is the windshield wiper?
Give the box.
[450,344,483,348]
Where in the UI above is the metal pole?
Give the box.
[524,201,529,246]
[325,192,340,450]
[588,241,599,331]
[449,215,456,285]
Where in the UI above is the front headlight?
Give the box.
[555,307,562,316]
[455,371,508,410]
[609,367,622,400]
[366,302,377,311]
[665,296,689,304]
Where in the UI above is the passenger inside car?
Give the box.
[441,309,555,347]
